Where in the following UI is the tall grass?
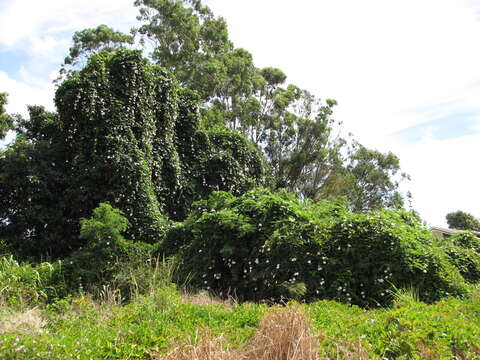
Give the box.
[101,256,177,303]
[0,255,58,308]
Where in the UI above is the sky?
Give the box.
[1,0,479,226]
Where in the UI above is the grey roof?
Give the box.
[430,226,480,237]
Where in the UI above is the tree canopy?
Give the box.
[56,0,408,212]
[446,211,480,232]
[0,50,265,259]
[1,0,413,260]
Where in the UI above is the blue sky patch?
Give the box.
[0,49,28,78]
[393,109,480,143]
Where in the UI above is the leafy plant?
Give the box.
[161,189,467,306]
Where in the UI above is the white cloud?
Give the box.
[0,71,54,116]
[0,0,137,55]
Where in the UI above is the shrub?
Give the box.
[441,232,480,283]
[159,189,346,302]
[60,203,157,296]
[0,255,61,308]
[162,189,468,306]
[320,211,467,306]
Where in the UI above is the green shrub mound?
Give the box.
[322,211,467,306]
[161,189,469,307]
[441,232,480,283]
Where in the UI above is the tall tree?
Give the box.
[57,0,409,211]
[446,211,480,231]
[57,25,134,81]
[345,142,407,212]
[135,0,234,100]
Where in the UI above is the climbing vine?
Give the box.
[0,50,266,258]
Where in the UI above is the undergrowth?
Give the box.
[0,267,479,359]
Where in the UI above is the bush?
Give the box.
[0,255,62,308]
[60,203,157,296]
[441,232,480,283]
[160,189,468,306]
[321,211,467,306]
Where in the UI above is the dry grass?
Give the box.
[155,331,232,360]
[0,307,45,334]
[243,306,320,360]
[154,306,373,360]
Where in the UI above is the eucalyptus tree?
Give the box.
[57,24,135,82]
[55,0,409,212]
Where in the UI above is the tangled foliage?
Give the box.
[164,189,469,307]
[0,50,265,259]
[60,203,152,293]
[322,211,467,306]
[440,232,480,283]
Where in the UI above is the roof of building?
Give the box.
[430,226,480,237]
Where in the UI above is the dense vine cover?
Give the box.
[165,189,469,307]
[0,50,265,258]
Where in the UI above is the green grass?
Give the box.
[1,255,480,359]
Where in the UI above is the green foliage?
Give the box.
[441,232,480,283]
[308,292,480,359]
[446,210,480,231]
[161,189,464,306]
[322,211,467,306]
[0,288,264,359]
[449,231,480,252]
[345,142,407,211]
[1,50,265,259]
[0,92,13,139]
[79,203,130,244]
[62,203,131,287]
[0,107,71,258]
[0,255,61,308]
[58,24,134,81]
[132,0,408,209]
[1,284,480,359]
[135,0,234,100]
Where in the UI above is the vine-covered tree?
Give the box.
[0,50,266,259]
[58,0,409,211]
